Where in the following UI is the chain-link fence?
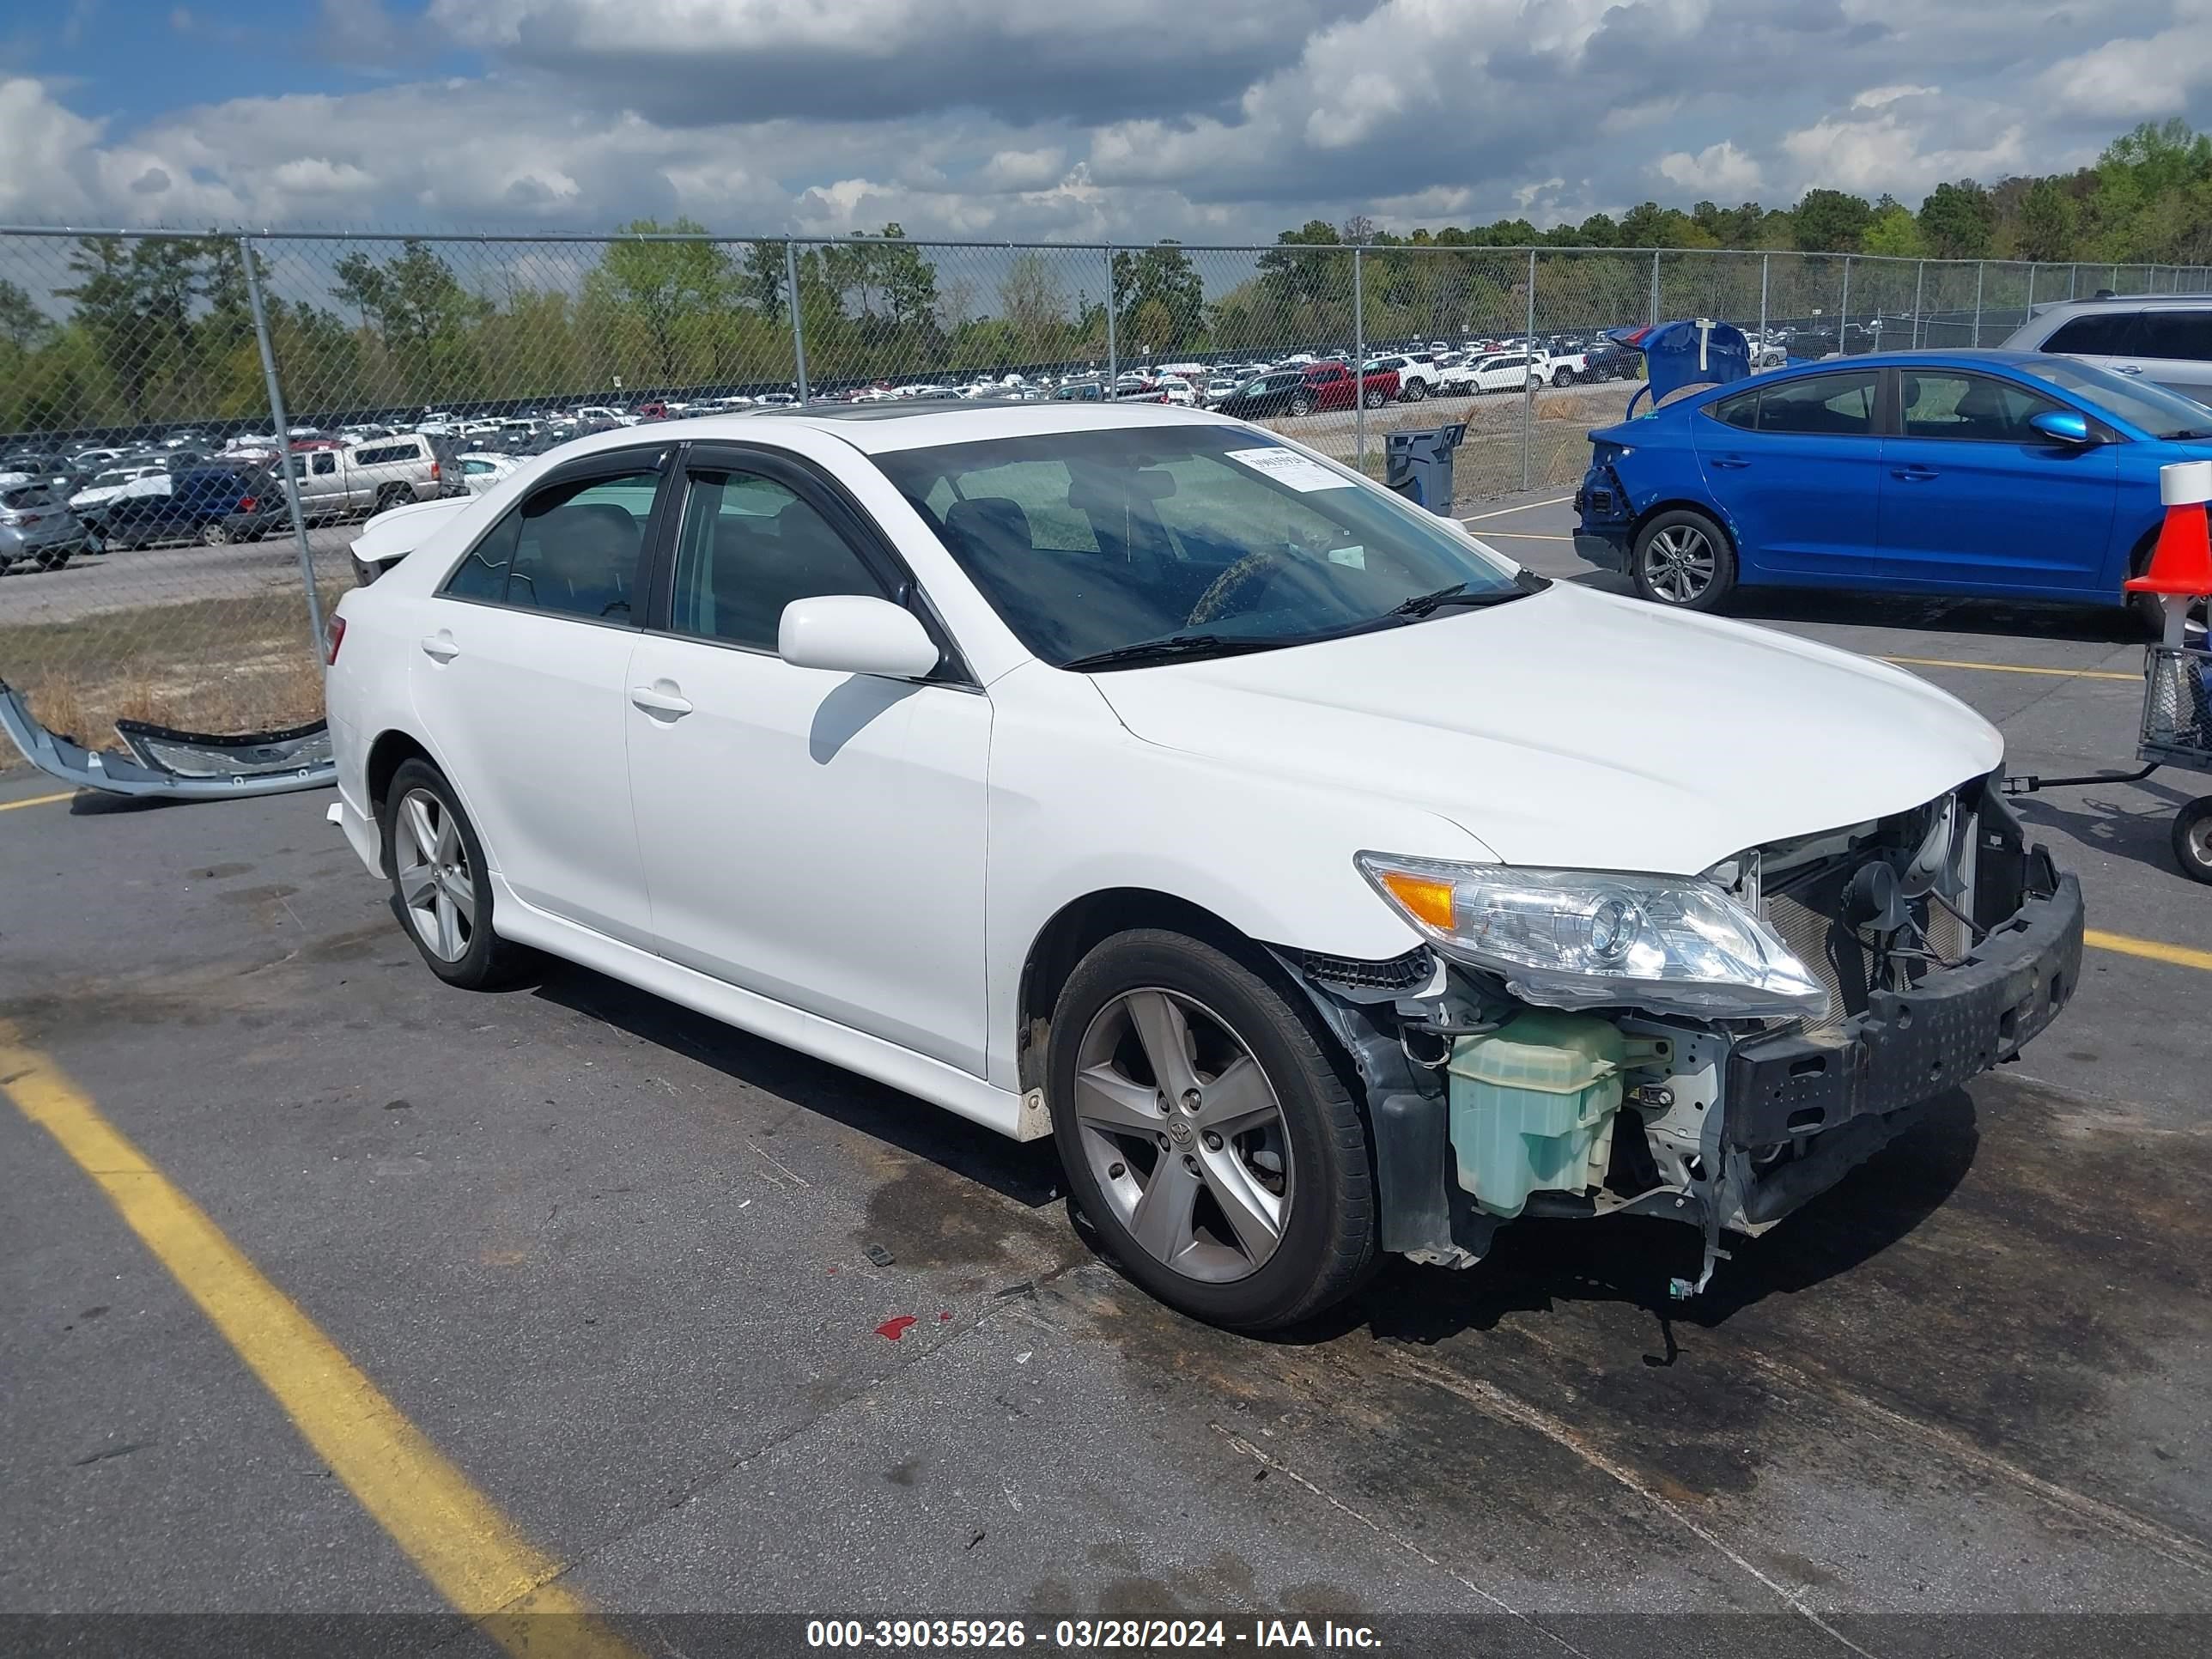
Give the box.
[3,227,2209,768]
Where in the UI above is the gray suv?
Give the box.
[2001,295,2212,404]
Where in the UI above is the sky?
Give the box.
[0,0,2206,244]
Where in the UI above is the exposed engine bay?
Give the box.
[1279,770,2083,1297]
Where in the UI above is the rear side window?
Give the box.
[2041,312,2144,356]
[2139,310,2212,362]
[1752,371,1878,436]
[1707,390,1759,430]
[442,471,659,622]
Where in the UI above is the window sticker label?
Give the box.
[1224,447,1355,491]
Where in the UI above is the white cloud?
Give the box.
[0,1,2201,243]
[1655,141,1764,196]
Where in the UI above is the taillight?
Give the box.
[238,496,257,512]
[325,615,346,665]
[429,460,441,482]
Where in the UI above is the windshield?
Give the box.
[2021,357,2212,440]
[873,424,1529,667]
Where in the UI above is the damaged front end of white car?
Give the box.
[1275,773,2081,1297]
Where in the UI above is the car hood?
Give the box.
[1089,581,2002,873]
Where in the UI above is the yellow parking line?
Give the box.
[1458,495,1574,523]
[1880,655,2137,683]
[0,1028,640,1659]
[2086,929,2212,972]
[0,790,74,812]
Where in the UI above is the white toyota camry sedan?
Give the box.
[325,401,2081,1330]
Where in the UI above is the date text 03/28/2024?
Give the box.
[804,1619,1383,1649]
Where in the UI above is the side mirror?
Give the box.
[778,594,941,680]
[2029,410,2094,446]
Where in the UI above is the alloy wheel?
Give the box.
[393,787,476,962]
[1073,988,1293,1283]
[1642,524,1717,604]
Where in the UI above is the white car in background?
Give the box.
[455,452,526,495]
[1440,351,1550,395]
[70,463,172,513]
[324,401,2081,1332]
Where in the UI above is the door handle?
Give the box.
[1890,466,1939,481]
[1709,456,1749,469]
[419,632,459,662]
[2114,364,2142,375]
[629,683,693,718]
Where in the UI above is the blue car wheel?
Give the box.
[1632,507,1736,611]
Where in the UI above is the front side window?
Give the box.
[874,426,1530,668]
[1753,371,1878,436]
[2140,309,2212,362]
[441,471,657,621]
[668,468,887,651]
[1707,389,1759,430]
[1899,374,2063,442]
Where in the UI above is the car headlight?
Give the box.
[1355,852,1829,1022]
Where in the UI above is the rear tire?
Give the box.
[32,551,70,572]
[2174,799,2212,885]
[200,521,233,546]
[1363,387,1387,409]
[380,758,530,989]
[1289,394,1315,416]
[374,484,410,514]
[1045,928,1377,1332]
[1401,380,1426,403]
[1554,367,1577,386]
[1632,507,1737,611]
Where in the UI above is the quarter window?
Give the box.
[1707,390,1759,429]
[310,453,337,476]
[1752,371,1878,436]
[668,469,887,651]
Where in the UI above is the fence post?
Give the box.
[1103,245,1118,392]
[1758,252,1769,348]
[2025,261,2036,318]
[1522,246,1536,491]
[239,235,325,663]
[1352,246,1365,471]
[783,240,810,405]
[1838,255,1851,346]
[1971,263,1984,346]
[2068,264,2078,300]
[1649,249,1661,327]
[1911,261,1924,349]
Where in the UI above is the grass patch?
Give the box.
[0,584,343,773]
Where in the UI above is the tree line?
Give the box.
[0,121,2203,438]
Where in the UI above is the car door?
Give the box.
[1876,369,2119,593]
[406,446,672,950]
[623,444,993,1076]
[1692,368,1884,578]
[301,450,341,518]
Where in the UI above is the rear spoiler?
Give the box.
[350,495,474,585]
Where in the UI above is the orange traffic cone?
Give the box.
[2125,459,2212,596]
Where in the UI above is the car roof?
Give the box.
[2033,294,2209,310]
[562,398,1246,457]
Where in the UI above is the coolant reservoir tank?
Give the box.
[1448,1012,1651,1218]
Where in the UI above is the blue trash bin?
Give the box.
[1382,422,1468,512]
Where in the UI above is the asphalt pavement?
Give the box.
[3,495,2209,1655]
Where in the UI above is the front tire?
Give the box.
[1632,507,1736,611]
[2174,799,2212,885]
[380,758,528,988]
[1046,929,1376,1331]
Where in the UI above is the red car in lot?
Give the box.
[1298,362,1397,412]
[1210,362,1400,420]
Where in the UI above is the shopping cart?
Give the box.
[2006,644,2212,883]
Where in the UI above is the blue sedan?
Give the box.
[1573,349,2212,630]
